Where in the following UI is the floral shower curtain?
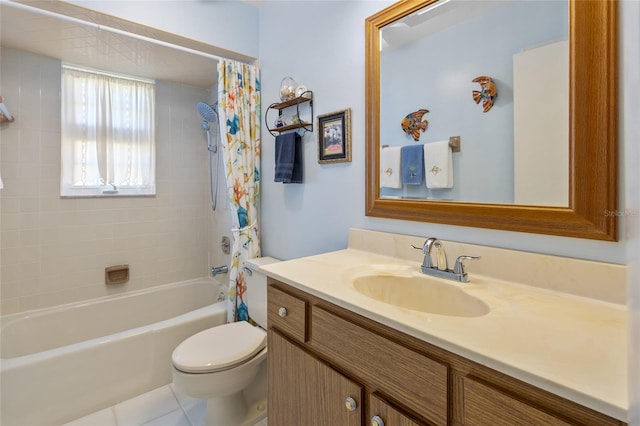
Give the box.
[217,59,261,323]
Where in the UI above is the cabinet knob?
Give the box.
[345,396,357,411]
[371,415,385,426]
[277,307,287,318]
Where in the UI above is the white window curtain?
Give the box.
[61,65,156,197]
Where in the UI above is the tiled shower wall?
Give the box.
[0,47,217,315]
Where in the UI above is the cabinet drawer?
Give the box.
[267,285,307,342]
[311,307,448,426]
[369,394,422,426]
[462,376,572,426]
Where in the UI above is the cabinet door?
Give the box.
[269,329,363,426]
[310,306,448,426]
[369,394,423,426]
[462,376,572,426]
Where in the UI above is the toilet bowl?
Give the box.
[172,321,267,425]
[171,257,279,426]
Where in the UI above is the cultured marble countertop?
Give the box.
[260,248,628,422]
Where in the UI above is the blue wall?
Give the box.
[258,0,631,265]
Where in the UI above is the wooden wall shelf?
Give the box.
[265,91,314,136]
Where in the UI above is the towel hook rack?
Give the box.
[382,136,460,152]
[448,136,461,152]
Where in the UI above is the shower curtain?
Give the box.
[217,59,261,323]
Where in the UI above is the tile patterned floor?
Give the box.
[63,385,268,426]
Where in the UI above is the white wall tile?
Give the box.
[0,48,215,314]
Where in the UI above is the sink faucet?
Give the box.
[412,238,480,283]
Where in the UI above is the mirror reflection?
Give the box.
[379,0,568,206]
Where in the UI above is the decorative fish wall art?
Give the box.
[472,76,497,112]
[401,109,429,141]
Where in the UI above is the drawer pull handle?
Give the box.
[345,396,357,411]
[371,415,385,426]
[277,307,288,318]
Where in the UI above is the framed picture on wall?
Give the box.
[317,108,351,164]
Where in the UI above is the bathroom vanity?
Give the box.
[262,229,627,426]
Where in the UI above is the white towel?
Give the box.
[424,140,453,189]
[380,146,402,189]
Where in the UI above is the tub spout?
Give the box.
[211,265,229,276]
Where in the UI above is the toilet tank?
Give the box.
[244,257,280,329]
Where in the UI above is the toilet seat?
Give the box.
[172,321,266,373]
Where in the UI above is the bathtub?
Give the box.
[0,278,227,426]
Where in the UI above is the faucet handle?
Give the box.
[411,237,438,269]
[412,244,433,269]
[454,255,481,275]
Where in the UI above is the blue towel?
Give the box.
[401,144,424,185]
[274,133,302,184]
[287,135,303,184]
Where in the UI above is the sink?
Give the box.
[351,274,490,317]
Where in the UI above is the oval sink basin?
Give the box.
[352,274,489,317]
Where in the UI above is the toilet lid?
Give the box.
[172,321,267,373]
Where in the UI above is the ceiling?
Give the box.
[0,0,251,88]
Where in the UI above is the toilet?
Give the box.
[172,257,279,426]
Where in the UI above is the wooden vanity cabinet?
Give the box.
[267,280,626,426]
[268,330,363,425]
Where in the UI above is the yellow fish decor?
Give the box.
[401,109,429,141]
[472,76,498,112]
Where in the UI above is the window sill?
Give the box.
[60,186,156,198]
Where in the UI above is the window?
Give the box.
[61,65,156,197]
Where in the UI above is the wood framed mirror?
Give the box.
[365,0,617,241]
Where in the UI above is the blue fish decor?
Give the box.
[472,76,498,112]
[401,109,429,141]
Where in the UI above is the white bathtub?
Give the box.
[0,278,227,426]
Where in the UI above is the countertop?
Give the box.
[260,248,628,422]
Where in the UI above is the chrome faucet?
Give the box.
[412,238,480,283]
[211,265,229,277]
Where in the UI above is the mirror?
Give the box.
[380,0,569,206]
[365,0,617,241]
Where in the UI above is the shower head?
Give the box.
[197,102,217,123]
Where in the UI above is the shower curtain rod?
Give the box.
[1,0,254,64]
